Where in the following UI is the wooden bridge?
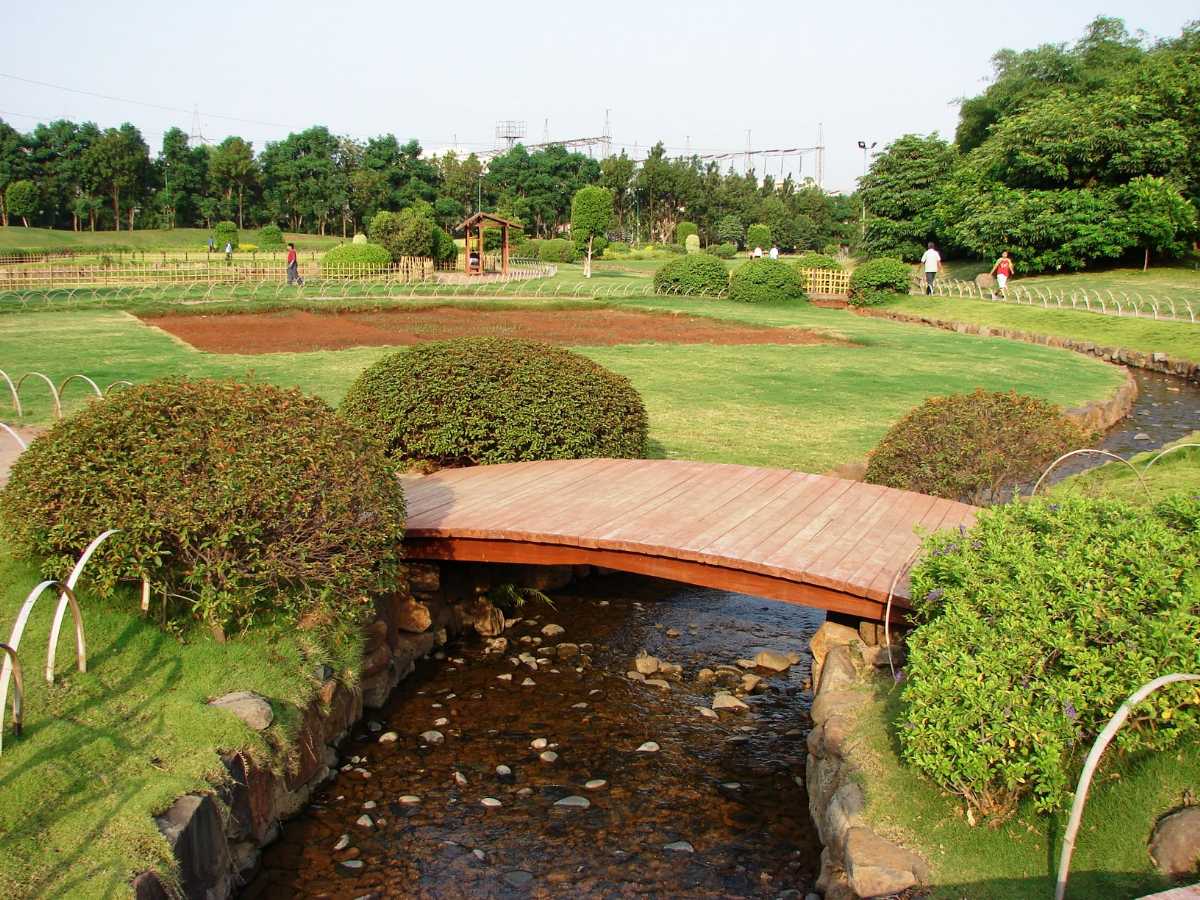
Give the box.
[401,459,977,622]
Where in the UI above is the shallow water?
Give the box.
[248,575,827,899]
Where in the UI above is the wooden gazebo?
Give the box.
[459,212,522,276]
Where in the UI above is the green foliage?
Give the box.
[213,220,238,250]
[675,221,699,245]
[728,258,807,304]
[861,134,958,261]
[368,208,434,260]
[5,179,38,224]
[684,234,700,254]
[256,224,285,250]
[607,240,630,254]
[848,257,913,306]
[431,225,458,264]
[351,232,368,245]
[760,197,799,251]
[652,254,730,296]
[745,223,771,250]
[0,378,406,633]
[864,389,1093,504]
[794,252,843,271]
[717,214,745,247]
[705,242,736,259]
[321,242,392,272]
[1119,175,1198,263]
[571,186,614,243]
[537,238,577,263]
[901,494,1200,818]
[339,338,648,467]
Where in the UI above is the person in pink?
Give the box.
[286,242,302,286]
[990,251,1015,296]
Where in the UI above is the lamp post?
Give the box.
[857,140,876,239]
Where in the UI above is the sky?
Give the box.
[2,1,1196,194]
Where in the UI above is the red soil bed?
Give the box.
[141,307,838,354]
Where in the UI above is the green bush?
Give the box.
[257,224,285,250]
[607,241,630,255]
[717,215,744,248]
[675,221,699,245]
[322,242,392,273]
[901,494,1200,819]
[213,221,239,251]
[369,208,434,260]
[652,254,730,296]
[538,238,577,263]
[0,378,406,633]
[728,258,807,303]
[340,338,648,467]
[864,390,1093,504]
[653,242,685,255]
[684,234,700,255]
[847,257,912,306]
[746,223,771,250]
[705,242,736,259]
[432,226,459,264]
[352,232,368,245]
[794,252,843,271]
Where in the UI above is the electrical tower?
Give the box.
[495,120,527,151]
[188,105,209,146]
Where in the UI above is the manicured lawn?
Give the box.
[854,681,1195,900]
[0,226,344,253]
[1051,431,1200,505]
[942,258,1200,294]
[0,543,360,899]
[884,294,1200,362]
[0,301,1126,473]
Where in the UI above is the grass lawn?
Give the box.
[1050,431,1200,505]
[884,294,1200,363]
[852,681,1196,900]
[942,258,1200,294]
[0,542,361,899]
[0,298,1126,473]
[0,226,344,254]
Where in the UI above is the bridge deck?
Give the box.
[401,459,976,622]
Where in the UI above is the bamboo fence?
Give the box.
[797,267,851,297]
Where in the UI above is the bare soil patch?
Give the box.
[140,307,840,354]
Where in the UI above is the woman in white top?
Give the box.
[920,242,942,295]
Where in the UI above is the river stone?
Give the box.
[810,621,864,688]
[741,674,763,693]
[503,871,534,888]
[696,706,719,719]
[398,795,421,804]
[497,673,513,681]
[645,678,671,690]
[556,643,580,660]
[362,800,377,810]
[818,645,860,693]
[208,691,273,731]
[666,628,681,638]
[635,653,660,675]
[664,840,694,852]
[481,797,502,808]
[696,668,716,685]
[843,827,929,897]
[626,671,646,682]
[736,658,757,669]
[1149,806,1200,875]
[755,650,792,671]
[420,730,444,745]
[396,596,432,633]
[539,750,558,763]
[658,662,683,679]
[541,623,565,637]
[554,795,590,808]
[521,677,536,687]
[338,859,364,871]
[334,834,351,851]
[713,692,750,712]
[356,814,373,828]
[378,731,398,743]
[453,771,469,787]
[466,597,506,637]
[1135,432,1151,440]
[636,741,660,753]
[496,765,512,776]
[585,779,608,790]
[531,738,549,750]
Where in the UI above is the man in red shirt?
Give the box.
[990,251,1014,296]
[286,242,302,286]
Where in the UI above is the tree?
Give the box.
[156,127,207,228]
[6,180,37,227]
[600,152,635,233]
[83,124,150,230]
[759,197,799,251]
[369,207,435,260]
[208,136,256,228]
[746,223,771,251]
[570,186,613,278]
[859,134,957,260]
[0,118,30,227]
[717,214,744,248]
[1119,175,1197,269]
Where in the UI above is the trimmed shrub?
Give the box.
[0,378,406,633]
[369,208,434,260]
[794,252,843,271]
[653,242,685,256]
[322,242,392,273]
[728,258,807,303]
[705,242,737,259]
[432,226,458,264]
[675,221,699,245]
[745,223,771,250]
[257,224,285,250]
[213,220,239,251]
[864,389,1093,505]
[901,494,1200,819]
[538,238,577,263]
[352,232,368,245]
[848,257,912,306]
[340,338,648,468]
[684,234,700,255]
[652,254,730,296]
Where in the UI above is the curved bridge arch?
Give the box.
[401,459,977,622]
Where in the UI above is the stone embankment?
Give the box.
[806,620,929,900]
[133,561,583,899]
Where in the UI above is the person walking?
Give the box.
[224,240,233,266]
[768,244,779,260]
[207,235,215,254]
[920,242,942,295]
[990,251,1014,297]
[286,242,301,285]
[752,245,764,259]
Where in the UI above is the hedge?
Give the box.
[339,337,648,467]
[848,257,911,306]
[538,238,577,263]
[321,242,392,272]
[652,254,730,296]
[794,252,843,271]
[257,224,285,250]
[705,242,736,259]
[728,258,807,303]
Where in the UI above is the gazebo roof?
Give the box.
[458,211,523,233]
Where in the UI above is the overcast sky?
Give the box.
[2,1,1196,194]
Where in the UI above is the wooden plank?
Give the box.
[862,497,967,600]
[835,491,939,598]
[802,487,913,593]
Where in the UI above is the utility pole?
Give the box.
[857,140,877,239]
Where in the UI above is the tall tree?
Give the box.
[82,124,150,230]
[156,127,207,228]
[570,186,613,277]
[859,134,958,260]
[0,118,29,228]
[208,136,257,228]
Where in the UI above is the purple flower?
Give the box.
[959,524,968,536]
[893,668,906,685]
[1049,503,1060,512]
[1063,701,1078,721]
[924,587,944,603]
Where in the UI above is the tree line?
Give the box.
[861,17,1200,271]
[0,117,857,252]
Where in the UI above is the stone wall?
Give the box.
[806,621,929,900]
[133,561,581,899]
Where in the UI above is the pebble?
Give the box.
[1135,432,1151,440]
[644,678,671,690]
[736,658,757,669]
[634,653,660,675]
[531,738,549,750]
[663,841,694,853]
[754,649,792,671]
[521,677,536,687]
[539,750,559,763]
[338,859,365,871]
[696,706,719,719]
[589,689,602,695]
[481,797,502,808]
[636,741,660,753]
[541,624,565,637]
[741,674,763,693]
[554,795,590,808]
[420,730,445,744]
[398,795,421,805]
[453,771,469,787]
[434,717,449,727]
[571,702,588,709]
[496,765,512,776]
[356,814,373,828]
[626,671,646,682]
[598,600,609,606]
[666,628,680,638]
[721,782,741,790]
[378,731,398,743]
[713,692,750,711]
[362,800,377,810]
[517,787,534,797]
[584,779,608,790]
[503,871,534,888]
[473,848,486,861]
[333,834,351,851]
[497,673,513,682]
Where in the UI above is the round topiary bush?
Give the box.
[705,242,736,260]
[652,254,730,296]
[728,258,807,303]
[684,234,701,255]
[257,224,285,250]
[901,493,1200,819]
[745,223,771,250]
[848,257,912,306]
[864,390,1093,504]
[340,338,648,468]
[538,238,577,263]
[352,232,368,245]
[0,378,406,633]
[794,252,843,271]
[213,220,238,251]
[322,242,392,273]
